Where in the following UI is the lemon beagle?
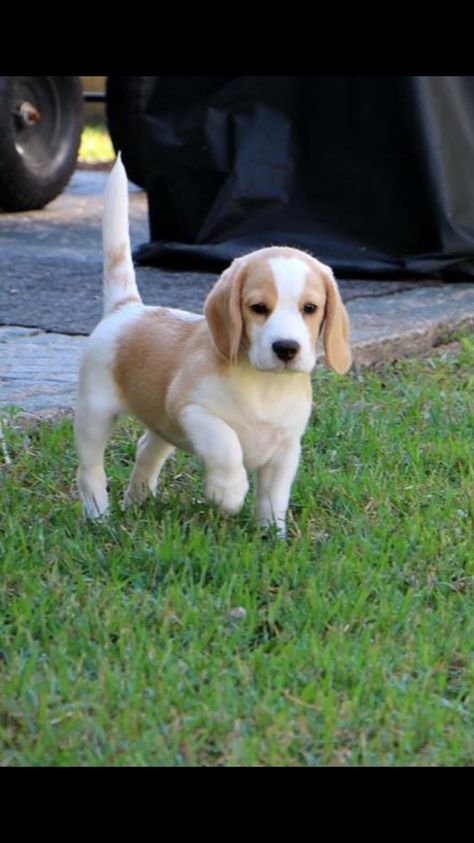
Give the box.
[75,156,351,535]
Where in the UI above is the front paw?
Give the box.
[259,514,287,538]
[205,467,249,514]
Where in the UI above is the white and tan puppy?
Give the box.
[75,155,351,535]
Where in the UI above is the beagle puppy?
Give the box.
[75,155,351,535]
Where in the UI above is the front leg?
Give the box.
[179,404,249,513]
[256,438,301,536]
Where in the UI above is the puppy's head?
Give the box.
[204,247,351,374]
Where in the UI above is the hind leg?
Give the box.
[123,430,175,507]
[75,396,119,519]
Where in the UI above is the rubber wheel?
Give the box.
[0,76,83,212]
[106,76,157,188]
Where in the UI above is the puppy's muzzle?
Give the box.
[272,339,300,362]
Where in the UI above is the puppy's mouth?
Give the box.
[281,359,312,373]
[255,357,313,374]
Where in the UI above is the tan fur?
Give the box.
[319,266,352,374]
[107,242,128,272]
[204,259,248,362]
[111,295,141,312]
[113,308,222,445]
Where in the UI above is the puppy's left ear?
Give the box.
[204,258,247,363]
[320,263,352,374]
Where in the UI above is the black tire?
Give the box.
[0,76,83,212]
[106,76,157,188]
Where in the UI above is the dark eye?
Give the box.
[303,303,318,314]
[250,303,270,315]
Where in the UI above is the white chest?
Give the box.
[191,367,312,470]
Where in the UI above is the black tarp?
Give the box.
[134,76,474,279]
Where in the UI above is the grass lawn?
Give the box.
[78,124,115,164]
[1,336,473,766]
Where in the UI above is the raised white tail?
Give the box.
[102,153,141,316]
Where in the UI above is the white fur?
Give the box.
[247,257,317,373]
[178,363,311,531]
[102,153,140,316]
[180,404,250,513]
[271,256,308,300]
[186,363,311,471]
[75,157,350,535]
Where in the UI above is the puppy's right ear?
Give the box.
[204,259,247,363]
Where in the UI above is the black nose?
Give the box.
[272,340,300,361]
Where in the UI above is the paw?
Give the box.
[122,477,154,509]
[78,487,109,520]
[205,467,249,514]
[257,499,288,537]
[259,514,287,538]
[77,470,109,520]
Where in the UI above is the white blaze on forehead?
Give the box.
[269,257,309,305]
[246,255,316,373]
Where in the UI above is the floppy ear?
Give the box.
[204,258,247,363]
[320,263,352,374]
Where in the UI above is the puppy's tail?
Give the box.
[102,152,142,316]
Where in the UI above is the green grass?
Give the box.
[1,337,474,766]
[78,124,115,164]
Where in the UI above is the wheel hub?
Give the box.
[13,100,42,129]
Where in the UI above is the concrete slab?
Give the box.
[0,326,84,413]
[350,283,474,366]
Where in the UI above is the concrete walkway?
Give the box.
[2,171,474,417]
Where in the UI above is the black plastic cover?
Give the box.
[134,76,474,279]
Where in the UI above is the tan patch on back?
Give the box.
[113,308,222,442]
